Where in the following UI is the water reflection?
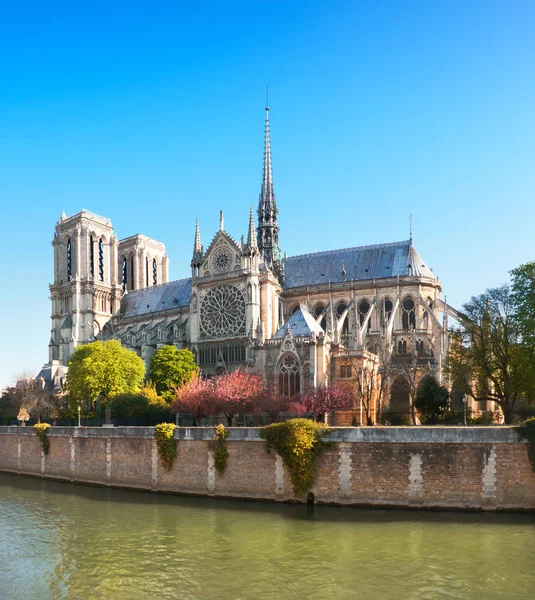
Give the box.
[1,473,534,600]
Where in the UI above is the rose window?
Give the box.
[200,284,246,338]
[211,249,233,273]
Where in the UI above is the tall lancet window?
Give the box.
[122,258,127,291]
[89,236,95,278]
[146,257,149,287]
[99,239,104,281]
[402,297,416,330]
[153,258,157,285]
[130,256,135,290]
[67,239,72,280]
[278,354,300,397]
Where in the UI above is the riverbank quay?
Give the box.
[0,426,533,511]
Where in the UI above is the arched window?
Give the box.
[423,311,429,329]
[337,302,349,335]
[146,257,149,287]
[67,239,72,280]
[153,258,157,285]
[89,236,95,278]
[416,340,424,354]
[402,297,416,330]
[314,304,327,331]
[99,239,104,281]
[278,353,300,397]
[130,256,135,290]
[121,258,127,291]
[398,339,407,354]
[291,305,300,315]
[358,300,371,329]
[383,298,393,327]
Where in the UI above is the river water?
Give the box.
[1,473,534,600]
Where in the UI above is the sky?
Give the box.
[1,0,534,388]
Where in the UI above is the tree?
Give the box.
[172,374,215,424]
[0,387,21,422]
[414,378,449,424]
[211,370,263,426]
[148,346,199,401]
[110,384,170,420]
[445,284,530,424]
[255,375,290,423]
[13,375,58,423]
[293,383,354,422]
[66,340,145,413]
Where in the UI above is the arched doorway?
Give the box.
[387,375,410,424]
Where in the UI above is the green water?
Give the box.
[1,474,534,600]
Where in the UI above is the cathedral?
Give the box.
[43,106,458,422]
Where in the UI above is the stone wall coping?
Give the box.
[0,425,521,443]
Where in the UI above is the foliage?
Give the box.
[291,384,354,422]
[211,424,229,474]
[148,346,199,401]
[154,423,177,471]
[445,284,532,424]
[172,374,215,423]
[173,370,263,426]
[66,340,145,411]
[260,418,329,496]
[17,406,30,422]
[414,378,449,424]
[34,423,51,454]
[514,418,535,471]
[12,376,59,423]
[253,375,289,423]
[110,384,170,419]
[211,370,263,426]
[1,387,22,420]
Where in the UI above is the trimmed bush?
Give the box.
[212,424,229,474]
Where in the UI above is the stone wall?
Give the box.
[0,426,534,511]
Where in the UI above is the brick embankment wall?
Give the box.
[0,426,534,511]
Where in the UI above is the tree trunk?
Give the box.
[502,405,514,425]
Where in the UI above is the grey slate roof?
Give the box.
[273,306,324,339]
[120,278,192,318]
[283,240,434,288]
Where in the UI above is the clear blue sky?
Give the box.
[1,1,534,388]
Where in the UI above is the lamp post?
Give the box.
[77,403,81,427]
[463,394,467,426]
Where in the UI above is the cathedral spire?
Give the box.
[247,204,257,248]
[257,102,281,278]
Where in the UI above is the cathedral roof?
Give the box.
[120,278,191,317]
[273,305,324,339]
[283,240,435,288]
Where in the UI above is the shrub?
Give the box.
[154,423,177,471]
[515,418,535,471]
[34,423,51,455]
[260,418,329,496]
[211,424,229,474]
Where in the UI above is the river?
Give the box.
[1,473,534,599]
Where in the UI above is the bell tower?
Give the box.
[49,210,121,365]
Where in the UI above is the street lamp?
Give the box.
[462,394,467,426]
[77,403,81,427]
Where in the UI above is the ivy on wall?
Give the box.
[34,423,51,455]
[154,423,177,471]
[260,418,330,496]
[515,418,535,471]
[211,424,229,474]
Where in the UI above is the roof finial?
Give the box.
[409,213,413,246]
[220,209,224,231]
[193,219,202,255]
[247,204,257,248]
[60,210,67,222]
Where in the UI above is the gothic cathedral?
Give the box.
[43,106,456,421]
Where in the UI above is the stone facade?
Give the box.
[1,427,534,511]
[43,107,470,419]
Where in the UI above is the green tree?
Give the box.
[148,346,198,401]
[414,378,449,424]
[445,284,531,424]
[66,340,145,413]
[110,384,170,419]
